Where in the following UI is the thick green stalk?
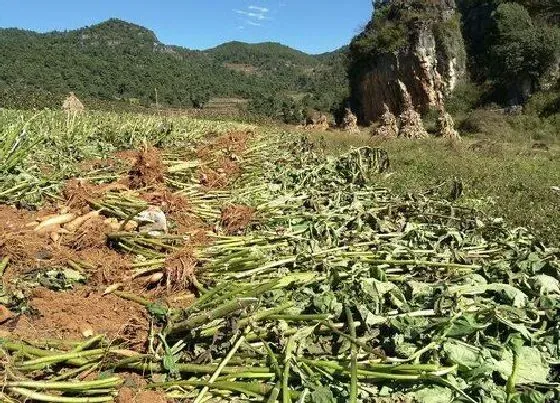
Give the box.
[167,297,257,334]
[346,307,358,403]
[217,372,276,380]
[283,336,296,403]
[266,381,282,403]
[124,361,270,375]
[8,388,114,403]
[17,349,117,370]
[5,378,122,390]
[193,333,246,403]
[0,256,9,276]
[148,380,272,398]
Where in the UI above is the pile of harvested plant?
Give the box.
[0,110,559,403]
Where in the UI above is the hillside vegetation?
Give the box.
[0,19,348,115]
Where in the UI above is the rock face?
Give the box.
[349,0,466,124]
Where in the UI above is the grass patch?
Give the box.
[307,129,560,245]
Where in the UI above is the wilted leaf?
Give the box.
[493,346,550,384]
[413,386,454,403]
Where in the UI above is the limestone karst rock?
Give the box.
[436,107,460,139]
[372,104,399,138]
[399,107,429,139]
[396,82,428,138]
[341,108,359,133]
[349,0,466,125]
[305,111,330,131]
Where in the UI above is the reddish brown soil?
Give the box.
[0,205,71,276]
[117,373,169,402]
[221,204,256,234]
[10,287,148,348]
[0,205,133,287]
[0,305,14,324]
[163,249,198,292]
[64,216,108,251]
[199,160,241,189]
[196,130,251,190]
[197,130,251,159]
[128,147,166,189]
[76,248,133,287]
[63,179,128,212]
[116,388,168,403]
[113,150,142,166]
[139,187,191,215]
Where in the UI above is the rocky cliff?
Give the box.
[349,0,466,124]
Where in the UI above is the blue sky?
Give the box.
[0,0,373,54]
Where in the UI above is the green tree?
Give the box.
[490,3,560,101]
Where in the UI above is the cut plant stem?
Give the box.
[193,333,246,403]
[0,256,9,276]
[8,388,114,403]
[346,307,358,403]
[167,297,258,334]
[283,335,296,403]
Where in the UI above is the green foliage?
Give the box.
[490,3,560,84]
[434,13,467,70]
[0,19,348,117]
[349,5,408,63]
[445,81,485,124]
[459,0,560,104]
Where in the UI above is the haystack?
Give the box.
[62,92,84,114]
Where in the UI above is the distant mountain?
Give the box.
[0,18,348,112]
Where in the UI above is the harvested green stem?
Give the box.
[17,348,118,370]
[4,378,122,390]
[321,322,386,360]
[346,307,358,403]
[8,388,114,403]
[193,333,246,403]
[124,361,270,375]
[168,297,257,334]
[283,335,296,403]
[266,381,282,403]
[0,256,9,276]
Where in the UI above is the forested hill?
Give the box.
[0,19,348,113]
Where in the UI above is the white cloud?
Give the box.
[234,4,273,29]
[233,9,270,20]
[248,6,269,13]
